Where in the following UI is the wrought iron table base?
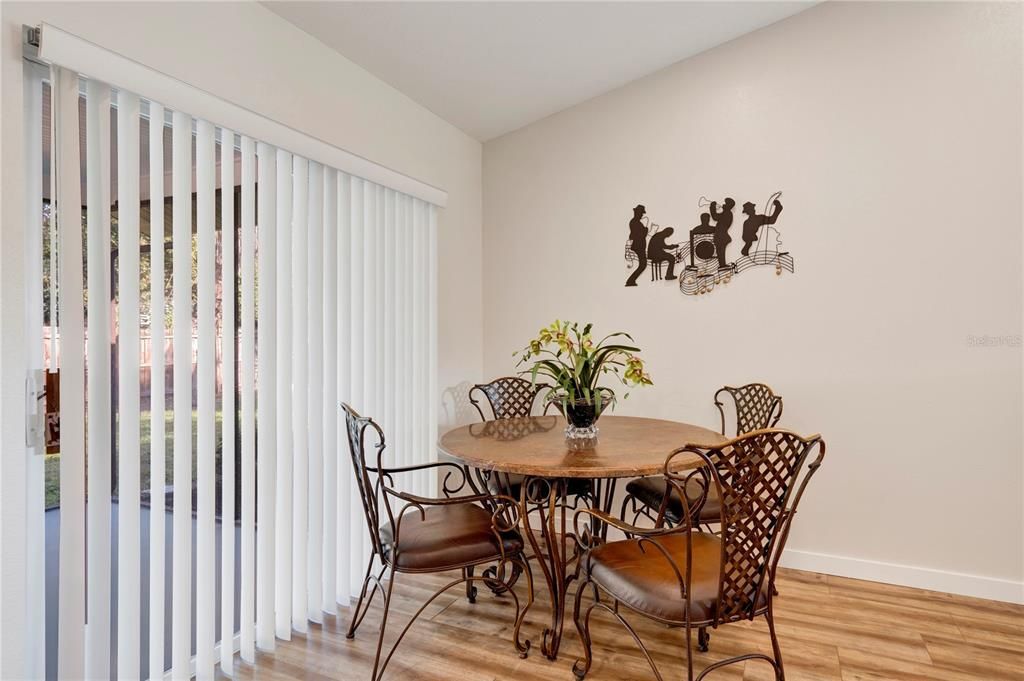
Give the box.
[501,474,619,661]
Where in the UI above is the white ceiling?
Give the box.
[264,1,815,142]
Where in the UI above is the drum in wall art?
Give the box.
[623,191,794,296]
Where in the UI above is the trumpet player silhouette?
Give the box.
[741,197,783,256]
[647,227,679,280]
[710,197,735,241]
[625,204,648,287]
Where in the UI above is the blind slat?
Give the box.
[336,173,353,603]
[148,100,167,681]
[363,181,376,432]
[195,118,218,681]
[218,126,238,676]
[348,178,366,593]
[55,65,86,681]
[411,200,426,496]
[239,136,257,663]
[290,158,310,632]
[24,65,47,681]
[322,168,339,615]
[275,149,295,640]
[396,196,410,474]
[256,142,278,651]
[170,109,194,681]
[307,162,324,622]
[116,88,143,681]
[383,191,396,479]
[375,187,386,457]
[84,79,112,681]
[428,205,440,493]
[360,180,376,586]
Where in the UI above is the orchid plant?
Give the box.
[515,320,652,415]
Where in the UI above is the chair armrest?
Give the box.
[369,460,479,497]
[573,507,687,548]
[386,487,493,508]
[385,490,522,526]
[369,460,462,475]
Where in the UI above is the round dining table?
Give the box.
[438,414,725,661]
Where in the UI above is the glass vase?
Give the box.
[563,398,601,444]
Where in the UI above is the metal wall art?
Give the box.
[623,192,794,295]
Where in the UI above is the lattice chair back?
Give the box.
[668,429,825,624]
[341,402,388,557]
[714,383,783,436]
[469,376,552,421]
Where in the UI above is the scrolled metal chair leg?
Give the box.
[464,565,477,604]
[697,626,710,653]
[375,566,531,679]
[696,652,782,681]
[571,580,598,681]
[684,620,696,681]
[347,557,385,639]
[502,554,535,659]
[370,572,398,681]
[346,559,374,639]
[767,600,786,681]
[603,602,665,681]
[573,583,666,681]
[477,557,533,658]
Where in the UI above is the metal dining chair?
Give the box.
[341,403,534,680]
[620,383,784,532]
[572,429,826,681]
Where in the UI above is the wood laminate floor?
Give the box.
[227,566,1023,680]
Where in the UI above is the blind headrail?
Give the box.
[32,22,449,208]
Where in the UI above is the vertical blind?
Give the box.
[30,65,440,680]
[23,60,48,681]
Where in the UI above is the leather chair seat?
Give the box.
[488,473,593,500]
[626,476,721,525]
[587,532,768,623]
[379,503,522,571]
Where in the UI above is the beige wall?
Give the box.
[0,2,482,674]
[483,1,1023,600]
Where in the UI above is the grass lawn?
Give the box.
[44,410,226,508]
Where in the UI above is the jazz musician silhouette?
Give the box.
[741,197,783,256]
[690,207,733,268]
[647,227,679,280]
[710,197,736,239]
[625,204,648,287]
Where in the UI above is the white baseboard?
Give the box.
[780,549,1024,605]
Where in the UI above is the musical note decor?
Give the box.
[623,191,794,296]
